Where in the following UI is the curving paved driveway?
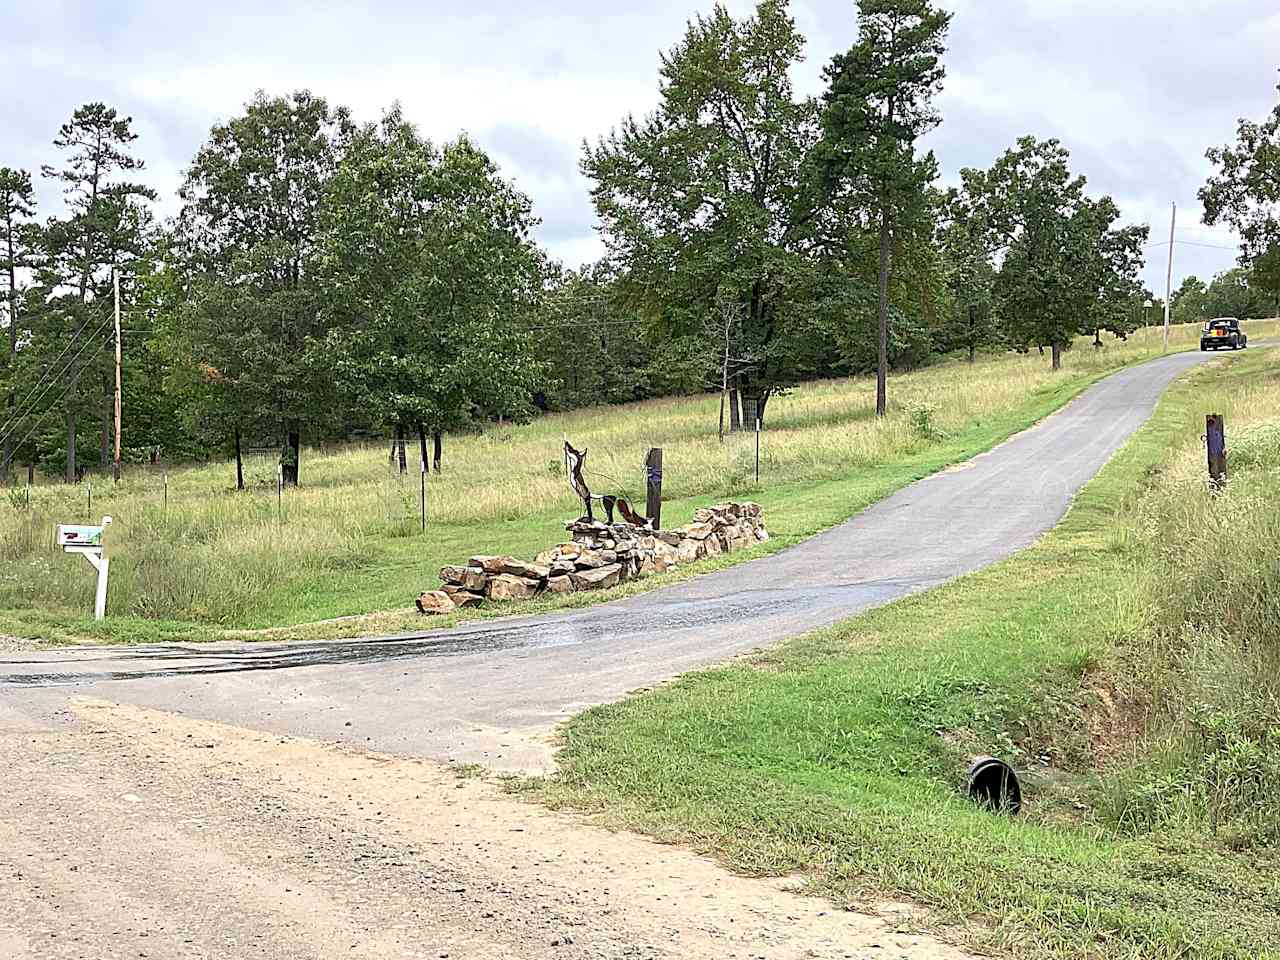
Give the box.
[0,349,1228,770]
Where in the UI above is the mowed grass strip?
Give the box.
[3,321,1274,645]
[518,350,1280,959]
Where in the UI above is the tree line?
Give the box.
[1,0,1276,487]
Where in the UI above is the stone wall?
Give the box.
[415,502,768,615]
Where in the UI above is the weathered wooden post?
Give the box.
[645,447,663,530]
[755,417,761,484]
[1206,413,1227,488]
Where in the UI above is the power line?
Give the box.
[0,315,113,451]
[1145,239,1239,251]
[3,311,103,430]
[0,338,109,472]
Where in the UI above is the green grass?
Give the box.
[516,350,1280,959]
[4,321,1275,645]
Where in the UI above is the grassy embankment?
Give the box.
[519,347,1280,958]
[2,322,1272,645]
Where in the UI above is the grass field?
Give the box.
[517,348,1280,958]
[3,321,1274,645]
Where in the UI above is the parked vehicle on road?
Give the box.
[1200,317,1247,351]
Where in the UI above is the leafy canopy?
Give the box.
[1200,80,1280,299]
[320,108,545,434]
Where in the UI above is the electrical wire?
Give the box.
[2,311,103,431]
[1144,239,1240,251]
[0,337,109,471]
[0,315,113,452]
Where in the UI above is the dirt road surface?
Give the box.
[1,698,969,959]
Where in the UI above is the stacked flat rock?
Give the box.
[415,502,768,615]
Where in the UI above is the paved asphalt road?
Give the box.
[0,349,1228,771]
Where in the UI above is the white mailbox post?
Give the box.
[57,516,113,620]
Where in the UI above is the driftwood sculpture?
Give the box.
[564,440,650,527]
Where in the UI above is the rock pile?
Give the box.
[415,502,768,615]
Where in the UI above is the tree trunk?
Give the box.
[394,424,406,474]
[432,431,442,473]
[416,422,429,471]
[876,206,891,418]
[718,390,726,443]
[282,428,300,486]
[65,407,76,484]
[757,391,770,428]
[234,427,245,491]
[1051,342,1062,370]
[728,386,742,432]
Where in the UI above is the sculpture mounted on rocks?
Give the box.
[564,440,650,527]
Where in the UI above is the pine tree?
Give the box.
[0,168,36,479]
[36,103,155,482]
[820,0,951,416]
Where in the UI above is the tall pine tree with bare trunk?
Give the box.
[38,104,154,482]
[820,0,950,416]
[0,168,36,480]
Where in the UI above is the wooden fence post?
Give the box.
[1206,413,1227,488]
[645,448,663,530]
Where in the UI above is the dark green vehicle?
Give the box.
[1200,317,1248,351]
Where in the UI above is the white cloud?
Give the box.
[2,0,1276,288]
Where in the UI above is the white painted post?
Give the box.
[88,515,112,620]
[88,553,110,620]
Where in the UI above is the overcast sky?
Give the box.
[2,0,1277,294]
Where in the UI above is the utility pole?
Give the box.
[113,267,122,482]
[1163,202,1176,352]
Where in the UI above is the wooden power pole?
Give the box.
[1163,202,1176,352]
[113,268,121,482]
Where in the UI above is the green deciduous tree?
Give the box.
[1078,196,1149,345]
[1176,267,1274,323]
[178,90,352,486]
[1200,80,1280,306]
[819,0,951,415]
[319,109,546,468]
[583,0,826,429]
[965,137,1146,370]
[533,264,706,412]
[937,187,998,362]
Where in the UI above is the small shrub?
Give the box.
[905,401,946,442]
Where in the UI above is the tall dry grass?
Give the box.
[1102,356,1280,846]
[3,322,1274,625]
